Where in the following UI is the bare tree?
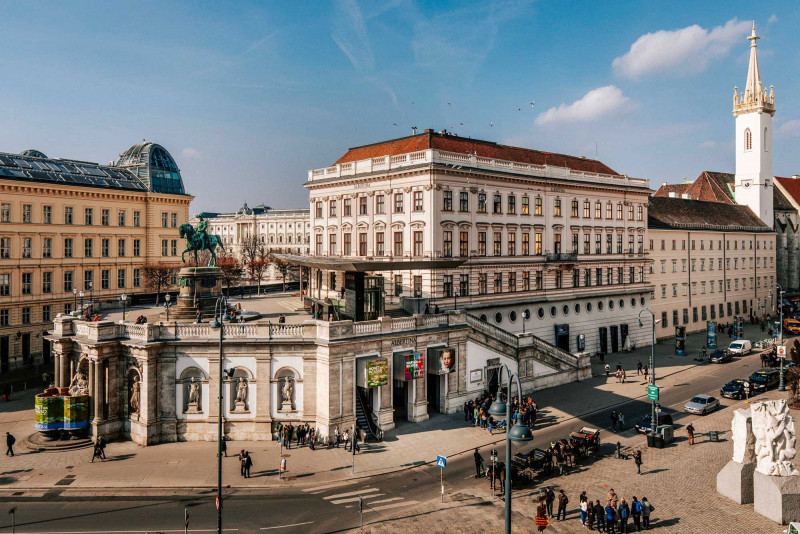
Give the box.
[240,235,271,295]
[190,249,211,268]
[217,253,244,296]
[270,254,291,293]
[142,262,179,305]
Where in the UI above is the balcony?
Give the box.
[545,252,578,263]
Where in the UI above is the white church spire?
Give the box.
[734,22,775,116]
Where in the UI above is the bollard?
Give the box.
[616,441,622,459]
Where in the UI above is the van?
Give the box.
[783,318,800,335]
[728,340,752,355]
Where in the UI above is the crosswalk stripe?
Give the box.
[365,500,418,512]
[330,494,384,505]
[366,497,403,505]
[301,480,356,494]
[323,487,379,500]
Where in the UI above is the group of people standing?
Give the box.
[541,487,655,532]
[464,393,538,435]
[276,422,317,450]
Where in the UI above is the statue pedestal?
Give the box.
[164,267,223,321]
[278,401,294,413]
[753,471,800,524]
[232,402,249,414]
[185,402,201,414]
[717,460,756,504]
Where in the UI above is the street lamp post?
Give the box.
[521,309,530,334]
[775,284,786,391]
[487,364,534,534]
[72,288,78,313]
[164,294,173,322]
[120,294,127,323]
[639,309,660,437]
[79,291,85,316]
[210,296,228,534]
[88,282,94,315]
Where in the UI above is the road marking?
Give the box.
[366,497,403,505]
[323,487,379,500]
[301,480,357,494]
[260,522,315,531]
[330,494,385,505]
[365,500,418,512]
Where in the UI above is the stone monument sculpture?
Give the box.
[717,408,757,503]
[186,377,201,413]
[749,400,800,524]
[233,377,248,412]
[68,371,88,397]
[130,375,141,414]
[279,375,294,412]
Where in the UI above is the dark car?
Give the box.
[634,413,674,433]
[721,379,750,400]
[749,369,780,393]
[709,349,732,364]
[780,362,797,379]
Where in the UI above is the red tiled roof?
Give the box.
[653,183,690,197]
[775,176,800,207]
[648,196,770,231]
[653,171,734,204]
[334,129,618,175]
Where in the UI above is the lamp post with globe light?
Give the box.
[119,294,127,324]
[72,288,78,313]
[487,364,533,534]
[164,294,173,322]
[639,309,661,436]
[209,296,229,534]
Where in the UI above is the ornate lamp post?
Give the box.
[72,288,78,313]
[487,365,533,534]
[639,309,661,436]
[79,290,85,315]
[119,294,127,323]
[164,294,173,322]
[210,296,228,534]
[88,282,94,315]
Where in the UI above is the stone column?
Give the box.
[88,360,95,413]
[54,353,61,388]
[95,361,104,422]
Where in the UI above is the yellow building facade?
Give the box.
[0,144,192,373]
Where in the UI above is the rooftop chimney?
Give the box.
[793,175,800,179]
[424,128,434,134]
[662,182,667,187]
[412,126,418,135]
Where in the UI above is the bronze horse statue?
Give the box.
[179,223,224,267]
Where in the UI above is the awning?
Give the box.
[276,254,467,272]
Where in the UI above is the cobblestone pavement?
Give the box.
[362,389,793,534]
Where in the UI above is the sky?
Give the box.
[1,1,798,213]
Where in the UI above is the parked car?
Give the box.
[684,394,720,415]
[634,413,674,433]
[783,318,800,335]
[720,379,750,400]
[749,369,780,393]
[728,340,752,355]
[709,349,732,363]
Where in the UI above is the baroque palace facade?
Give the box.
[304,129,653,356]
[0,143,192,374]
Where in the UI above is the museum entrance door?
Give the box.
[392,380,408,421]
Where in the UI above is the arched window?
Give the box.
[764,127,768,152]
[745,128,752,151]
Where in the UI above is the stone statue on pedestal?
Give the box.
[186,376,202,413]
[130,375,141,414]
[233,377,248,412]
[69,371,88,397]
[279,376,295,412]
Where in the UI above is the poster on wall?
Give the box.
[427,347,456,375]
[366,359,389,388]
[404,353,424,381]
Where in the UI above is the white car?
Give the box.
[727,340,752,355]
[684,394,720,415]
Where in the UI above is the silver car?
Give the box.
[684,394,720,415]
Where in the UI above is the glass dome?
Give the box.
[115,142,186,194]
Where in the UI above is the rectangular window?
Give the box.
[616,204,622,220]
[328,234,337,255]
[394,193,403,213]
[162,239,168,256]
[43,305,51,322]
[84,238,93,258]
[459,274,469,296]
[21,307,30,324]
[413,231,423,257]
[357,233,367,256]
[359,196,368,215]
[508,272,517,292]
[133,268,141,288]
[0,274,8,296]
[493,194,502,214]
[507,195,516,214]
[414,275,422,297]
[101,238,110,257]
[63,271,73,292]
[606,234,613,254]
[0,203,9,223]
[571,200,579,218]
[64,207,73,225]
[554,198,561,217]
[661,311,668,328]
[375,195,384,214]
[683,309,689,324]
[523,271,530,291]
[343,198,352,216]
[508,233,516,256]
[413,191,424,211]
[43,205,51,224]
[393,232,403,256]
[493,232,502,256]
[0,238,8,258]
[521,196,529,215]
[21,272,31,294]
[584,269,591,286]
[171,239,177,256]
[584,234,591,254]
[583,200,590,218]
[443,231,452,257]
[459,192,469,212]
[443,275,453,297]
[595,202,602,219]
[101,209,109,226]
[315,202,323,218]
[375,232,384,256]
[522,233,530,255]
[535,271,543,290]
[86,208,94,225]
[494,273,502,293]
[343,233,352,256]
[171,213,177,228]
[84,270,93,291]
[162,212,168,227]
[42,271,52,294]
[101,269,110,290]
[41,237,51,258]
[596,268,602,286]
[118,211,126,226]
[117,269,126,289]
[478,193,487,213]
[133,211,141,227]
[573,269,579,288]
[478,273,487,294]
[118,239,126,257]
[442,191,452,211]
[22,204,32,223]
[534,197,542,216]
[535,232,542,255]
[478,232,487,256]
[133,239,141,257]
[595,234,602,254]
[21,238,31,258]
[459,231,469,257]
[637,205,643,221]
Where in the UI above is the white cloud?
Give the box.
[698,140,717,149]
[768,14,778,24]
[612,18,750,79]
[180,147,202,159]
[779,120,800,136]
[535,86,631,126]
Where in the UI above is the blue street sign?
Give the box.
[436,455,446,468]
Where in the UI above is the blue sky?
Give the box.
[1,1,797,212]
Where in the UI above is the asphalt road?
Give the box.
[0,350,776,534]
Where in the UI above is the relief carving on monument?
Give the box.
[751,400,799,477]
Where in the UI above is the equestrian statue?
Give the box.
[179,215,225,266]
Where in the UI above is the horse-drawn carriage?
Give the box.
[510,426,601,483]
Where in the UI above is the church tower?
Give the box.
[733,22,775,226]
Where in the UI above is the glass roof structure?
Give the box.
[115,142,186,195]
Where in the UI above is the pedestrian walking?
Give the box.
[221,435,227,457]
[473,448,484,478]
[556,489,569,521]
[594,500,606,532]
[5,432,14,457]
[687,423,695,445]
[545,487,555,517]
[580,498,589,525]
[605,503,617,534]
[636,360,642,375]
[641,497,653,528]
[610,411,618,432]
[243,451,253,478]
[617,412,625,431]
[334,426,340,448]
[605,363,611,377]
[239,450,246,476]
[617,499,630,533]
[643,365,648,379]
[90,440,103,462]
[634,450,643,475]
[621,369,627,383]
[97,436,107,459]
[631,496,642,531]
